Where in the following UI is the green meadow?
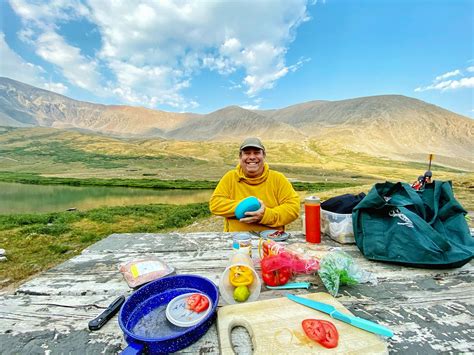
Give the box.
[0,127,472,290]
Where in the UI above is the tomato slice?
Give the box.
[193,295,209,313]
[302,319,339,349]
[319,320,339,349]
[186,293,202,311]
[186,293,209,313]
[302,318,325,341]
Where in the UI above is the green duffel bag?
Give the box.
[352,180,473,268]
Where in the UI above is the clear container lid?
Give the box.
[165,293,212,327]
[233,232,252,241]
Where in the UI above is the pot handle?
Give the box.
[121,342,145,355]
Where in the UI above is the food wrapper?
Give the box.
[119,257,174,288]
[318,250,377,296]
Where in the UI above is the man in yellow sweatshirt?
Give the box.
[209,137,300,232]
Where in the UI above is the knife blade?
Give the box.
[287,293,394,337]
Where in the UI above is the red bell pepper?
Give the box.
[260,255,292,286]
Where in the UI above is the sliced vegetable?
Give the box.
[229,265,254,286]
[269,230,285,238]
[193,295,209,313]
[302,319,339,349]
[262,241,270,256]
[186,293,209,313]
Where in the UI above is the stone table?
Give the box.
[0,232,472,354]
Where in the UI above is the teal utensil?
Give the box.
[286,293,394,337]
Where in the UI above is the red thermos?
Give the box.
[304,196,321,243]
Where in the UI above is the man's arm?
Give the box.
[209,172,238,218]
[259,176,300,227]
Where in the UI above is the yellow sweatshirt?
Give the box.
[209,163,300,232]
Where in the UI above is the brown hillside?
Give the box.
[0,77,472,170]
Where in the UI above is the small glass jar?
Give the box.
[232,232,252,257]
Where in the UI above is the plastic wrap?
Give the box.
[320,209,354,244]
[259,239,320,274]
[318,250,377,296]
[258,239,320,286]
[119,257,174,288]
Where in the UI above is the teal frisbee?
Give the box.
[235,196,261,219]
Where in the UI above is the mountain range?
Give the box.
[0,76,472,170]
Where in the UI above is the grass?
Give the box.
[0,171,217,189]
[0,127,471,290]
[0,178,366,290]
[0,203,211,289]
[0,171,359,192]
[1,139,206,169]
[2,126,471,183]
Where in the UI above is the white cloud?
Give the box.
[415,66,474,92]
[0,32,68,94]
[108,59,198,109]
[435,69,461,82]
[10,0,310,110]
[9,0,101,94]
[43,81,68,94]
[88,0,310,101]
[415,77,474,92]
[9,0,89,26]
[35,30,102,91]
[241,104,260,110]
[241,97,263,110]
[228,80,242,90]
[288,57,311,72]
[0,32,44,83]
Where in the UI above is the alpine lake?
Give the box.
[0,181,213,214]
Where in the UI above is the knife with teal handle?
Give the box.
[266,282,311,290]
[287,293,394,337]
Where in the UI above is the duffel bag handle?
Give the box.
[383,182,426,219]
[398,205,451,252]
[400,183,426,219]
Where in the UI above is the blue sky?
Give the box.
[1,0,473,117]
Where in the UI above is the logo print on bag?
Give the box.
[389,208,414,228]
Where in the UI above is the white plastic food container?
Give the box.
[166,293,212,327]
[320,209,355,244]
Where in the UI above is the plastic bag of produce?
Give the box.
[318,250,376,296]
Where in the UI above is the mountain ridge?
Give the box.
[0,76,472,170]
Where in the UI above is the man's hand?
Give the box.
[240,199,266,224]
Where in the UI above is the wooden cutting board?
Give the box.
[217,292,388,354]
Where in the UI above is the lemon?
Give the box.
[233,285,251,302]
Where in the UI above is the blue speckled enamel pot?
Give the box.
[118,274,219,354]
